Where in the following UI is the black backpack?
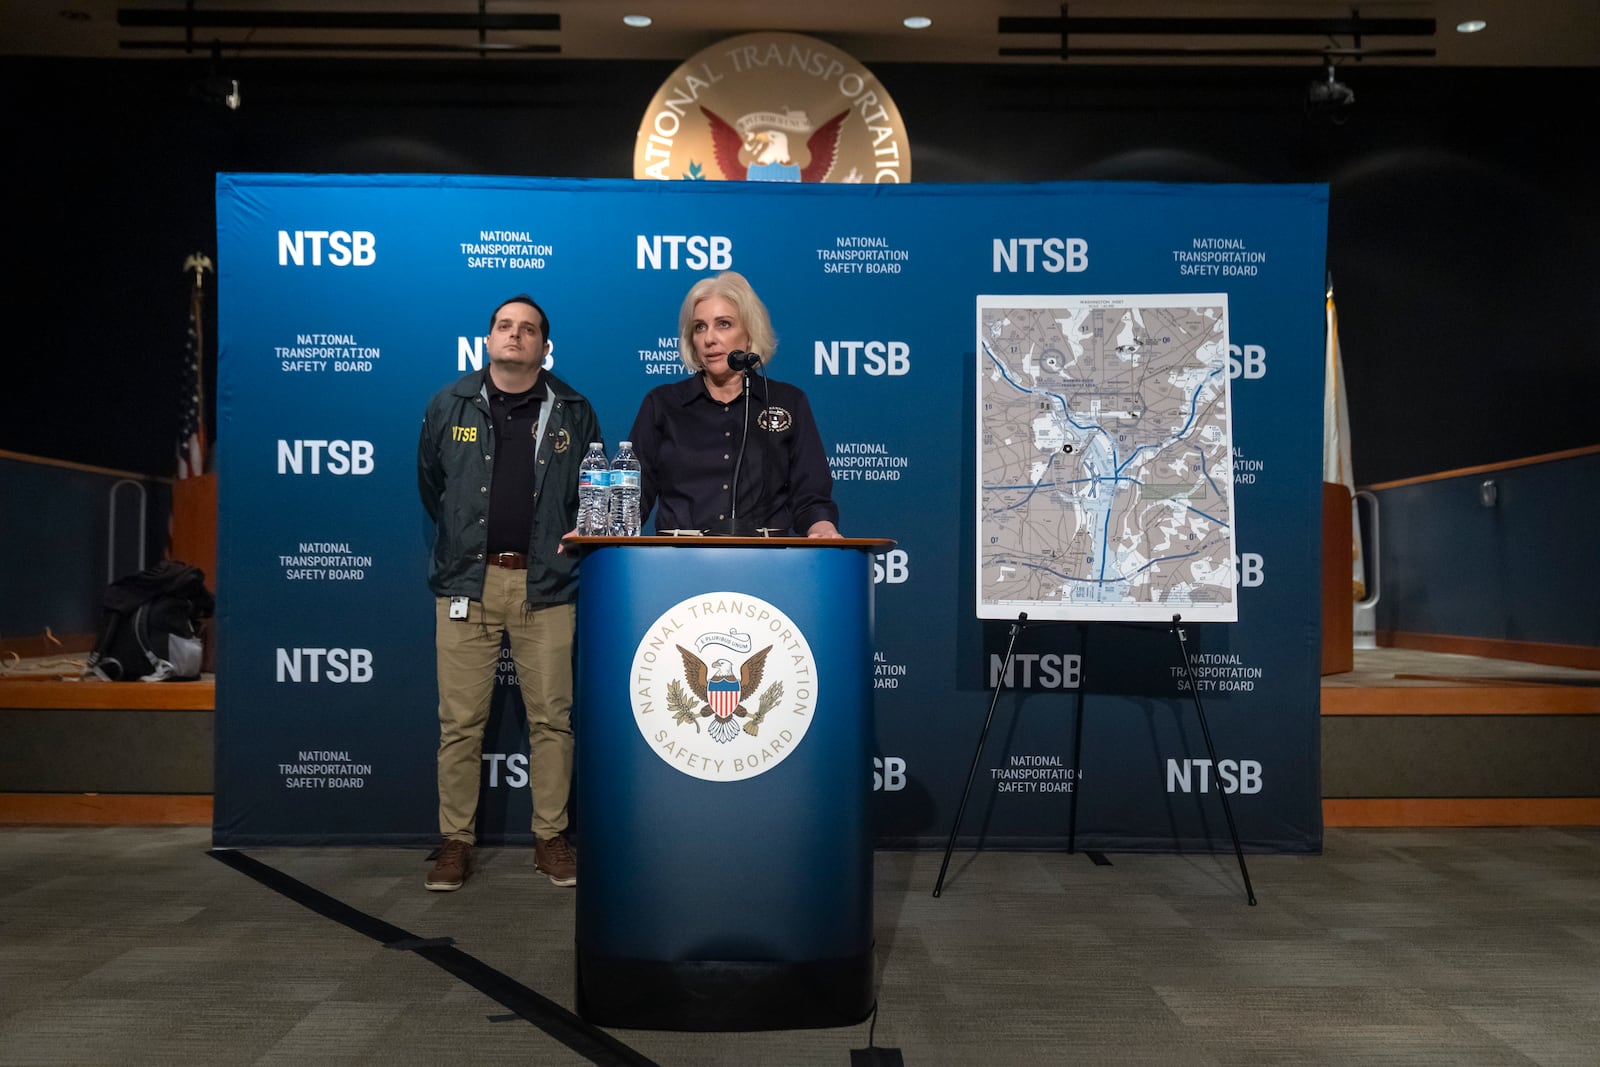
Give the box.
[84,560,216,681]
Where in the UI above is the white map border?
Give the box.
[975,293,1238,623]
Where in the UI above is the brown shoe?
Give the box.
[425,840,472,891]
[534,834,577,887]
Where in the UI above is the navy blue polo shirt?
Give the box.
[485,375,544,554]
[627,373,839,536]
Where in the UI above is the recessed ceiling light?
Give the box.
[903,16,932,30]
[1456,19,1487,33]
[623,14,652,28]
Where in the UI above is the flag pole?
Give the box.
[170,253,219,659]
[180,252,213,477]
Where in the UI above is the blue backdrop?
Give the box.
[214,174,1327,852]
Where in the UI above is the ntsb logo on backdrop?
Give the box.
[276,439,374,475]
[992,237,1088,273]
[277,230,375,266]
[636,234,734,271]
[275,647,373,684]
[814,341,910,376]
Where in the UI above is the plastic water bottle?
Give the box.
[577,442,609,536]
[609,440,642,537]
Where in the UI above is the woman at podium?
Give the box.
[626,270,842,538]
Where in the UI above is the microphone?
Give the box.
[727,350,763,372]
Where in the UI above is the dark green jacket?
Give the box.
[417,368,602,605]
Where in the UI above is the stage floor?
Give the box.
[1324,647,1600,689]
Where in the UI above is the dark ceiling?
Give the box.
[5,1,1597,68]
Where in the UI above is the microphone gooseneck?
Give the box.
[725,351,764,535]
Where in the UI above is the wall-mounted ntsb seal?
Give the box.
[629,590,818,782]
[634,32,911,184]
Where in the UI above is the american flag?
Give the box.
[1323,277,1364,600]
[178,280,207,479]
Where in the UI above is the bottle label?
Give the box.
[615,471,641,489]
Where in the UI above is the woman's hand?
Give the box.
[805,520,842,539]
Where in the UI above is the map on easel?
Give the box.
[976,293,1238,622]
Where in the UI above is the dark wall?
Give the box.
[4,57,1595,484]
[1372,450,1600,647]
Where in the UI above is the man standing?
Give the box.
[417,294,600,890]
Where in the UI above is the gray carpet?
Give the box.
[2,826,1598,1065]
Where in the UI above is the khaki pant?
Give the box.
[435,565,574,844]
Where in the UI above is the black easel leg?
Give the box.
[933,613,1026,897]
[1066,623,1087,854]
[1171,615,1258,906]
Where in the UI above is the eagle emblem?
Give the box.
[701,106,848,183]
[756,406,793,433]
[672,644,779,743]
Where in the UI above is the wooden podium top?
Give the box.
[563,534,894,549]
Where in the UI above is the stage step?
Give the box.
[1321,677,1600,827]
[0,681,213,802]
[5,672,1598,829]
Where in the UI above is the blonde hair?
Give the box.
[677,271,778,371]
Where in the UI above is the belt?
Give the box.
[487,551,528,569]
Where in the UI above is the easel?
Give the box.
[933,612,1257,906]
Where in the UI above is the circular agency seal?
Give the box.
[634,31,911,184]
[630,590,818,783]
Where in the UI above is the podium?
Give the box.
[568,535,890,1031]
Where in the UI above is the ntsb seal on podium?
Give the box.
[629,590,819,782]
[634,32,912,184]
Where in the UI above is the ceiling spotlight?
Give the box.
[903,16,932,30]
[201,74,241,110]
[623,14,652,28]
[1307,60,1354,119]
[200,43,241,111]
[1456,19,1487,33]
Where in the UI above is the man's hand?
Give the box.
[806,520,842,539]
[557,527,579,553]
